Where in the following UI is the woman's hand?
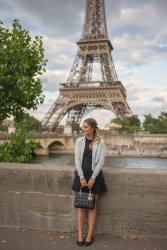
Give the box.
[80,177,88,188]
[87,178,95,189]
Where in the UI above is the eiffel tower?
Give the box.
[41,0,133,132]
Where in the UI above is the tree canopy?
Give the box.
[15,112,42,133]
[0,19,47,122]
[143,112,167,133]
[112,115,141,133]
[111,111,167,134]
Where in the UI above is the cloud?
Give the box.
[110,4,165,34]
[151,96,166,103]
[112,34,167,65]
[42,35,75,71]
[6,0,85,37]
[125,80,167,121]
[115,64,137,77]
[42,70,66,92]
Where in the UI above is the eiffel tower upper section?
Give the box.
[65,0,119,86]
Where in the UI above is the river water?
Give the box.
[30,154,167,169]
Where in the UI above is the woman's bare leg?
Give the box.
[86,195,99,241]
[77,208,86,241]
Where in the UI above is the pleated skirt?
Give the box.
[72,168,107,195]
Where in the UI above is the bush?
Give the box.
[0,127,39,162]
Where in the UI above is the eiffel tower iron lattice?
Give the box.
[41,0,133,132]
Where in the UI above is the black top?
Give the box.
[81,136,93,177]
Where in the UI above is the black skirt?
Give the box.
[72,136,107,195]
[72,169,107,194]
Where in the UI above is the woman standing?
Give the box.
[72,118,107,246]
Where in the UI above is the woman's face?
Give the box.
[82,122,94,136]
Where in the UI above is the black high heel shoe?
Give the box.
[85,236,94,246]
[77,237,85,246]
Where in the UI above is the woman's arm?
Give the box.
[75,138,84,179]
[91,139,106,179]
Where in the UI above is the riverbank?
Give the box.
[46,149,167,158]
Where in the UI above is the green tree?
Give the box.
[15,112,42,133]
[0,126,39,163]
[0,19,47,122]
[112,115,141,133]
[143,112,167,133]
[158,112,167,133]
[143,114,158,133]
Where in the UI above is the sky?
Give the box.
[0,0,167,128]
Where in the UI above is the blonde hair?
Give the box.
[83,118,102,150]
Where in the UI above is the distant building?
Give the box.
[3,119,15,134]
[64,124,72,135]
[103,122,122,134]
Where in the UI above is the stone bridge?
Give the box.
[0,133,75,156]
[1,132,167,157]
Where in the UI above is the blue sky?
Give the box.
[0,0,167,128]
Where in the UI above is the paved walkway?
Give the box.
[0,227,167,250]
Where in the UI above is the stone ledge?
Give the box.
[0,163,167,237]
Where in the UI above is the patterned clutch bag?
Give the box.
[74,187,95,209]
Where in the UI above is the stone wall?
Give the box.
[102,133,167,157]
[103,133,167,149]
[0,163,167,238]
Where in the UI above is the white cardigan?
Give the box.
[74,136,106,179]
